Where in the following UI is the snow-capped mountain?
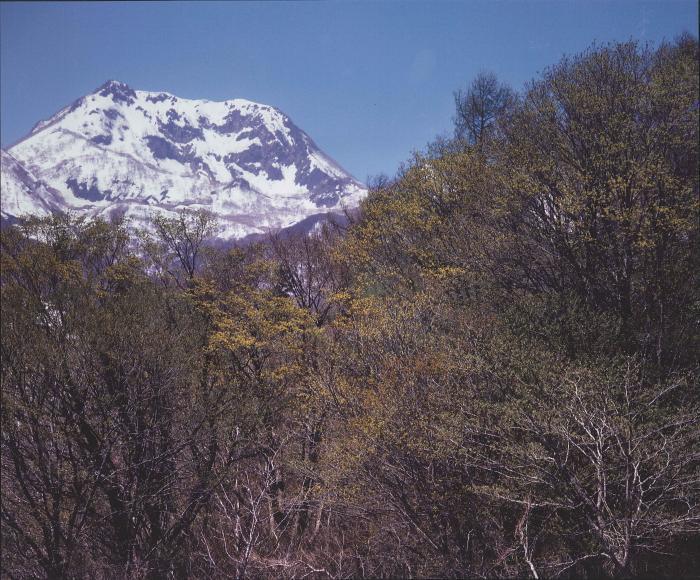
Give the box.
[1,80,365,238]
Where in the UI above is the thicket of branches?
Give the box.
[2,36,698,579]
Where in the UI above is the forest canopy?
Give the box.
[1,36,698,579]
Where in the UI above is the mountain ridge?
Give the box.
[1,80,366,238]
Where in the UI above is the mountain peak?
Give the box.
[2,84,366,239]
[99,79,129,88]
[96,80,136,104]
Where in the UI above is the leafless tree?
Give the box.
[454,71,516,150]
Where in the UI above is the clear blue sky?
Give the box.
[1,1,697,182]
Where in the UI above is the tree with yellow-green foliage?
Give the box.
[499,35,699,367]
[325,34,699,578]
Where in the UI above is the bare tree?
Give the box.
[458,359,700,578]
[454,71,516,150]
[152,209,219,284]
[269,228,349,326]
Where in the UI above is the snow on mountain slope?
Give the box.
[2,80,366,237]
[0,149,63,222]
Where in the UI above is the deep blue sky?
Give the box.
[1,1,697,182]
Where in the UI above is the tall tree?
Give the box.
[454,71,516,151]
